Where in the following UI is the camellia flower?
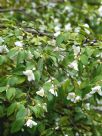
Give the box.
[68,60,78,71]
[0,45,9,53]
[23,70,35,81]
[15,41,23,47]
[25,119,37,128]
[65,23,71,31]
[72,45,80,56]
[98,6,102,17]
[49,84,58,96]
[36,88,45,97]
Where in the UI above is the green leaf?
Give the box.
[0,105,4,117]
[7,102,17,116]
[8,76,25,86]
[38,58,44,72]
[7,47,18,59]
[16,105,26,120]
[0,55,7,65]
[34,71,41,81]
[11,118,25,133]
[17,50,27,64]
[56,35,64,45]
[0,87,6,93]
[6,87,16,101]
[80,54,88,65]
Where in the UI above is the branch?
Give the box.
[0,8,25,12]
[24,27,54,38]
[0,24,54,38]
[0,4,47,13]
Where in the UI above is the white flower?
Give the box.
[36,88,45,97]
[67,92,81,103]
[72,45,80,56]
[0,45,9,53]
[32,2,36,8]
[84,93,92,100]
[15,41,23,47]
[74,27,80,33]
[84,86,102,100]
[98,6,102,17]
[65,23,71,31]
[54,18,59,24]
[74,96,81,103]
[91,86,102,96]
[0,37,4,43]
[25,119,37,128]
[49,84,58,96]
[96,53,102,58]
[42,103,47,112]
[85,29,90,34]
[67,92,76,102]
[23,70,35,81]
[54,26,61,32]
[85,103,90,110]
[64,6,72,12]
[54,31,60,37]
[77,80,81,85]
[84,24,89,28]
[68,60,78,71]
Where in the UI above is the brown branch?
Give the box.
[0,24,54,38]
[0,8,25,12]
[24,27,54,38]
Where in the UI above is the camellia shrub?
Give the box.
[0,0,102,136]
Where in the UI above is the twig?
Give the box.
[0,8,25,12]
[0,24,54,38]
[24,27,54,38]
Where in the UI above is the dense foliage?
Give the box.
[0,0,102,136]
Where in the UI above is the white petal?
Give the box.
[84,24,89,28]
[98,6,102,17]
[68,60,78,71]
[23,70,35,81]
[91,86,101,94]
[0,45,9,53]
[54,31,60,37]
[65,23,71,31]
[72,45,80,56]
[54,26,60,32]
[49,85,58,96]
[67,92,76,100]
[36,88,45,97]
[25,119,37,128]
[15,41,23,47]
[85,29,90,34]
[74,96,81,103]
